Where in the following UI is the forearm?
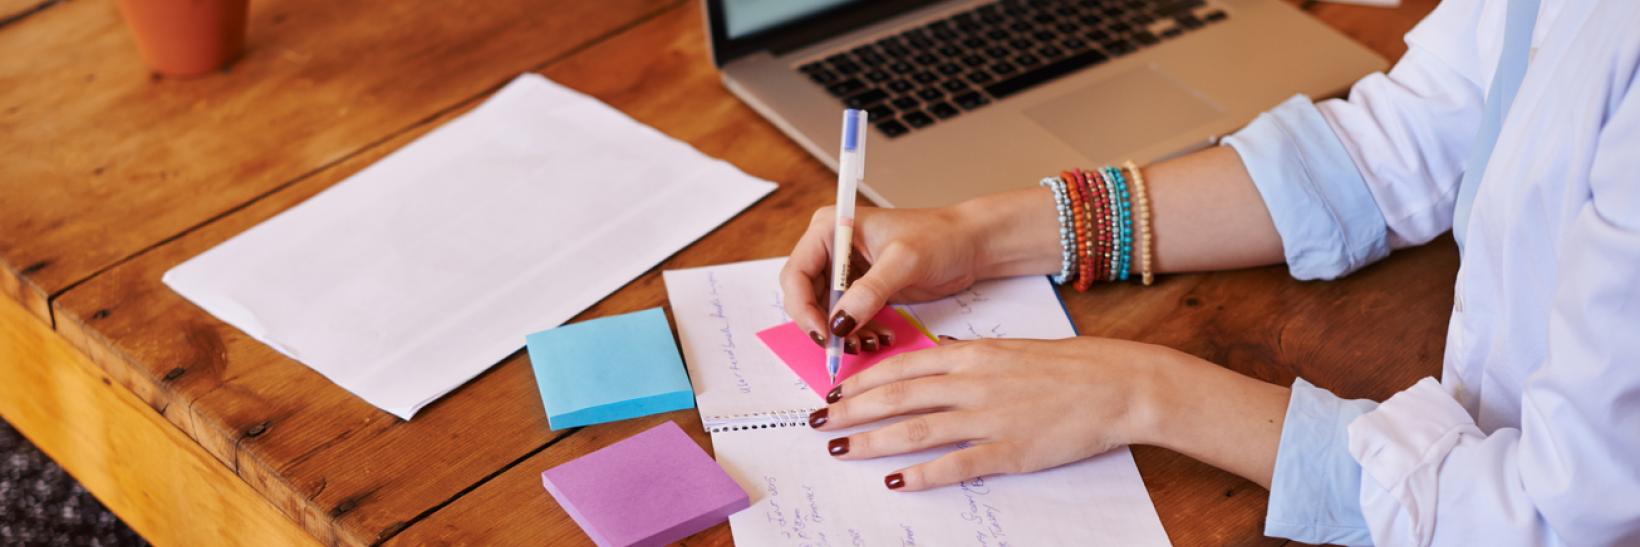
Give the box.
[1130,351,1289,489]
[1145,146,1285,273]
[957,146,1285,281]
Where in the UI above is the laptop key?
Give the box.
[864,70,891,83]
[890,61,915,74]
[843,89,889,108]
[929,102,961,119]
[886,79,914,93]
[1016,54,1041,66]
[962,54,988,67]
[883,44,912,57]
[985,46,1011,59]
[954,91,990,110]
[826,79,866,97]
[876,120,910,138]
[891,96,920,110]
[938,45,963,57]
[799,61,825,73]
[1176,14,1204,29]
[1061,37,1087,50]
[809,69,840,85]
[941,79,969,92]
[867,104,895,121]
[1203,9,1228,22]
[833,61,862,74]
[916,88,944,101]
[912,71,940,84]
[1039,45,1064,58]
[858,52,886,65]
[1102,39,1135,55]
[903,111,935,128]
[936,63,963,75]
[990,62,1018,75]
[962,36,987,49]
[1161,27,1184,38]
[913,52,941,65]
[1155,0,1206,16]
[966,71,995,84]
[1133,30,1159,45]
[983,48,1109,99]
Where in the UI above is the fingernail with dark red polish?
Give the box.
[809,331,825,347]
[826,385,843,404]
[881,333,894,347]
[937,334,957,341]
[862,336,879,352]
[844,339,858,354]
[828,437,850,456]
[808,408,829,429]
[885,473,906,490]
[830,311,856,337]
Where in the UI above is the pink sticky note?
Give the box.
[541,421,749,547]
[756,307,938,398]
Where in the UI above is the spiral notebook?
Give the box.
[663,258,1169,546]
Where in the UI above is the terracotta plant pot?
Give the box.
[115,0,250,77]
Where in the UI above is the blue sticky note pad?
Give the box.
[527,308,695,430]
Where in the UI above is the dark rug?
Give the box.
[0,418,146,546]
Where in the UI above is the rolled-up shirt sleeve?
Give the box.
[1221,0,1487,280]
[1265,378,1378,546]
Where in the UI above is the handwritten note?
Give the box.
[663,258,1169,546]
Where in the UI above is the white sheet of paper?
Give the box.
[164,73,776,419]
[663,258,1169,546]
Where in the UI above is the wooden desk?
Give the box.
[0,1,1445,545]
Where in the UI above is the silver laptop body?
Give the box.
[708,0,1385,208]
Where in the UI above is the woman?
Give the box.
[780,0,1639,544]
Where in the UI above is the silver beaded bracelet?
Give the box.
[1039,176,1076,285]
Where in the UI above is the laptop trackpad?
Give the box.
[1024,66,1223,161]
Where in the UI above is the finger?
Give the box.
[887,443,1021,492]
[828,411,984,460]
[781,209,836,338]
[858,329,880,352]
[834,345,960,400]
[829,246,920,337]
[843,335,859,355]
[821,376,968,430]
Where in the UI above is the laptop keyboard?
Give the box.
[797,0,1229,138]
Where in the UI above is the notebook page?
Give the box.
[713,426,1168,546]
[664,258,1169,546]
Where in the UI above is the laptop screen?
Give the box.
[722,0,858,39]
[705,0,943,67]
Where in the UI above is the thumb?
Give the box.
[828,247,919,337]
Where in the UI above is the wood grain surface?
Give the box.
[0,286,318,547]
[0,0,676,324]
[7,0,1443,545]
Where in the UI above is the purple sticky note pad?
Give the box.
[541,421,748,547]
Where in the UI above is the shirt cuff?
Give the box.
[1222,94,1392,280]
[1265,377,1378,546]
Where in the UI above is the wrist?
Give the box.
[953,187,1063,279]
[1119,350,1175,448]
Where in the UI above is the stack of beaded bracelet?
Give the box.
[1042,162,1156,289]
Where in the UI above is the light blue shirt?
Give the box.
[1220,0,1640,544]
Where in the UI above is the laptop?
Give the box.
[706,0,1386,208]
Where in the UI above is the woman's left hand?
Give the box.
[809,336,1188,491]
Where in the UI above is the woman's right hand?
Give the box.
[780,188,1064,344]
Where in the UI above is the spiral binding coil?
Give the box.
[704,408,821,433]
